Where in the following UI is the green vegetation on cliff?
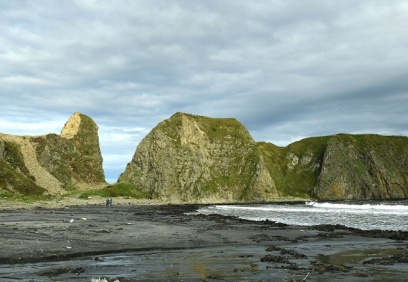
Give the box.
[31,113,106,190]
[258,136,329,198]
[315,134,408,200]
[119,112,278,203]
[2,111,408,203]
[259,134,408,200]
[156,112,254,144]
[0,112,107,199]
[0,140,46,197]
[120,112,408,202]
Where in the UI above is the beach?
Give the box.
[1,199,408,281]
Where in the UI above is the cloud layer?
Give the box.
[2,1,408,183]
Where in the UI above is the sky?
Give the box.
[1,1,408,183]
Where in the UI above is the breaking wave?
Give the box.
[194,200,408,231]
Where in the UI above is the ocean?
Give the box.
[193,200,408,231]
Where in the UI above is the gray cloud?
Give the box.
[1,0,407,182]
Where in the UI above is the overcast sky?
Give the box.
[1,1,408,183]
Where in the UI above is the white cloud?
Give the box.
[0,120,63,136]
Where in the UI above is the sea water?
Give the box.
[194,200,408,231]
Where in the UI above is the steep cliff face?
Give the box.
[31,112,106,189]
[258,136,329,198]
[3,111,406,202]
[314,134,408,200]
[0,138,47,196]
[0,113,106,197]
[258,134,408,200]
[119,113,408,202]
[118,112,278,203]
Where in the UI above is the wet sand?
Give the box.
[1,201,408,281]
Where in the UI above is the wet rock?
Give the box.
[238,254,254,258]
[363,252,408,265]
[266,245,283,252]
[280,248,308,259]
[260,254,290,264]
[355,271,369,277]
[251,234,290,243]
[311,262,352,273]
[317,232,345,239]
[263,219,288,227]
[93,257,103,261]
[92,277,132,282]
[40,267,85,276]
[314,224,408,240]
[266,245,307,259]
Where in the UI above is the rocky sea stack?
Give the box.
[118,112,278,203]
[0,112,106,197]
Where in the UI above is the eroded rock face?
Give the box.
[61,112,81,139]
[118,112,278,203]
[0,113,106,196]
[119,113,408,202]
[258,134,408,200]
[31,112,106,190]
[314,134,408,200]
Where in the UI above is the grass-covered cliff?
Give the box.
[119,113,408,202]
[118,112,278,203]
[258,134,408,200]
[314,134,408,200]
[258,136,329,198]
[0,139,46,197]
[2,111,407,203]
[0,113,107,199]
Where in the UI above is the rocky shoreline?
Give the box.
[1,202,408,281]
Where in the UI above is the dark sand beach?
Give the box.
[1,202,408,281]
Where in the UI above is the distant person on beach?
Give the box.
[106,198,109,207]
[109,198,113,206]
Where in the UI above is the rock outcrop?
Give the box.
[0,113,106,197]
[119,113,408,202]
[314,134,408,200]
[259,134,408,200]
[118,112,278,203]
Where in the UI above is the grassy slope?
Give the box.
[0,141,47,199]
[258,136,329,198]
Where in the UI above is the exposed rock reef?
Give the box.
[0,113,106,197]
[119,112,408,202]
[119,112,278,203]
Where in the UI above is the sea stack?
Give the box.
[118,112,278,203]
[0,112,107,196]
